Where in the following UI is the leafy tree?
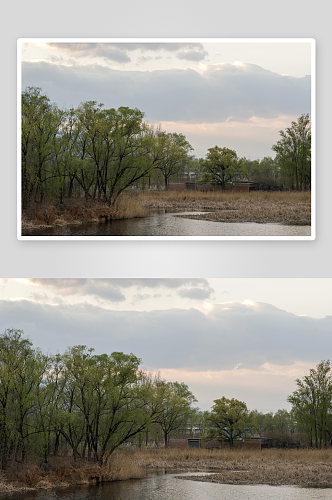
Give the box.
[21,87,65,206]
[201,146,246,190]
[76,102,154,204]
[272,114,311,190]
[287,360,332,447]
[61,346,158,462]
[205,397,258,448]
[153,131,194,189]
[153,379,197,447]
[0,329,51,467]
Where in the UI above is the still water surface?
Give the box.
[22,210,311,237]
[1,472,331,500]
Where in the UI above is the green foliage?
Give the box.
[153,131,194,189]
[287,360,332,448]
[201,146,246,189]
[0,329,198,465]
[21,87,195,207]
[272,114,311,190]
[205,397,258,447]
[152,378,197,446]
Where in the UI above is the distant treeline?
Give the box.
[21,86,311,210]
[1,328,329,471]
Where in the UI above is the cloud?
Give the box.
[46,43,132,63]
[28,279,126,302]
[177,50,208,61]
[0,300,329,373]
[46,42,208,64]
[177,286,214,300]
[27,278,214,303]
[22,61,310,124]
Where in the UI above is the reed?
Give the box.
[1,452,145,491]
[137,191,311,224]
[133,448,332,486]
[21,194,147,230]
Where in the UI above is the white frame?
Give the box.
[17,38,316,241]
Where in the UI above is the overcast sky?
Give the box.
[20,40,312,159]
[0,278,329,413]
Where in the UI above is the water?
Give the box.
[1,471,331,500]
[22,210,311,237]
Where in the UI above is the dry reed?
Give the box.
[21,194,147,230]
[138,191,311,224]
[133,448,332,486]
[1,452,145,492]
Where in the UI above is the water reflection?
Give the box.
[22,210,311,237]
[1,472,331,500]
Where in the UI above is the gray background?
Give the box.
[1,0,330,278]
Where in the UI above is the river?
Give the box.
[22,210,311,237]
[1,471,331,500]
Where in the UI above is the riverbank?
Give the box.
[133,448,332,486]
[0,453,145,492]
[21,191,311,231]
[139,191,311,225]
[21,195,147,231]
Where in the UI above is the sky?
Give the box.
[0,277,330,413]
[20,40,312,160]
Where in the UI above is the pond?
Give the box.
[1,471,331,500]
[22,210,311,238]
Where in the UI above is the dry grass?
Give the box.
[21,194,147,230]
[0,452,145,491]
[138,191,311,224]
[134,448,332,486]
[21,191,311,230]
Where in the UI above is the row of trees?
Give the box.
[21,86,194,209]
[0,329,197,468]
[21,86,311,210]
[200,112,311,192]
[2,327,326,470]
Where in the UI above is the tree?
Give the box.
[205,397,258,448]
[76,102,154,204]
[201,146,246,190]
[61,346,157,462]
[153,379,197,447]
[153,131,194,189]
[272,114,311,190]
[244,156,281,189]
[287,360,332,448]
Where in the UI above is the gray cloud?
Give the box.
[0,300,329,371]
[28,278,126,302]
[177,286,214,300]
[46,43,132,63]
[46,43,208,64]
[28,278,213,302]
[177,50,208,61]
[22,61,310,123]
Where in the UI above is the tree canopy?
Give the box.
[205,397,258,448]
[272,114,311,191]
[201,146,246,190]
[287,360,332,448]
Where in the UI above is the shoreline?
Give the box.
[133,448,332,488]
[21,191,311,232]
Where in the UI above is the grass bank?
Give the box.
[138,191,311,225]
[0,452,145,492]
[133,448,332,486]
[22,191,311,231]
[21,194,147,231]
